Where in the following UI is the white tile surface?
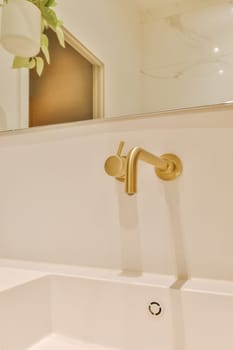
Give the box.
[29,334,117,350]
[0,267,47,292]
[183,277,233,296]
[181,289,233,350]
[0,277,51,350]
[0,258,175,287]
[0,111,233,280]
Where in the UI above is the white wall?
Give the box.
[0,106,233,282]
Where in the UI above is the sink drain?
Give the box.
[148,301,163,317]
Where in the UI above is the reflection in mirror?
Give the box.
[29,29,94,127]
[138,0,233,112]
[0,0,232,133]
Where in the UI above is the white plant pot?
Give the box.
[0,0,41,57]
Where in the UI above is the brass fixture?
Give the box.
[126,148,182,195]
[104,141,127,182]
[104,142,183,195]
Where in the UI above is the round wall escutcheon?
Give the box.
[155,153,183,181]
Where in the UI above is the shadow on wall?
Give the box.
[163,181,187,350]
[115,182,143,276]
[115,178,187,277]
[163,181,188,280]
[0,106,7,132]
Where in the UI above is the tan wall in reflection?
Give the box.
[30,30,93,127]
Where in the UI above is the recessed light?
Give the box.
[214,47,219,53]
[218,69,224,75]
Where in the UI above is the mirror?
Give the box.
[0,0,232,133]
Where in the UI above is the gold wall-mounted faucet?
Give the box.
[105,142,183,195]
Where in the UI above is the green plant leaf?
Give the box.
[12,56,30,68]
[41,33,49,47]
[41,45,50,64]
[41,18,45,32]
[45,0,57,7]
[28,58,36,69]
[41,7,58,30]
[36,57,44,76]
[42,18,49,31]
[56,26,65,48]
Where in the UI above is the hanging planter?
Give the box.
[1,0,41,57]
[0,0,65,75]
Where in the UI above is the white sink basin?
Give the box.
[0,263,233,350]
[0,271,173,350]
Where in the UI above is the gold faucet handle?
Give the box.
[117,141,125,156]
[104,141,126,180]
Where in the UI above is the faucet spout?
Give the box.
[125,147,168,195]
